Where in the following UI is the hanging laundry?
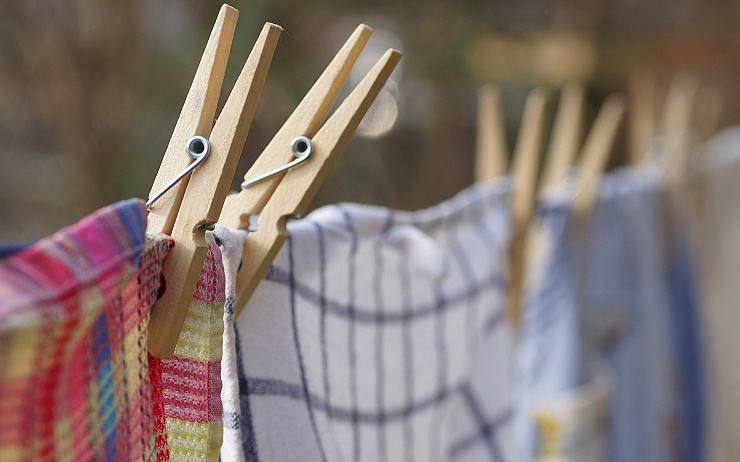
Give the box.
[218,181,516,462]
[519,168,706,462]
[514,181,608,462]
[149,235,226,462]
[0,199,169,461]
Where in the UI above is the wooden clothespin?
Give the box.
[146,5,282,358]
[507,88,549,327]
[628,69,657,166]
[520,92,622,333]
[478,85,622,327]
[661,74,699,186]
[218,26,402,315]
[539,82,585,194]
[475,85,548,327]
[571,94,626,219]
[475,84,509,182]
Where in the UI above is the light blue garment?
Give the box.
[515,187,586,460]
[578,169,676,462]
[517,168,705,462]
[580,169,705,462]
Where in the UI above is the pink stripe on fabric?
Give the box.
[0,200,146,319]
[193,243,226,304]
[160,357,222,424]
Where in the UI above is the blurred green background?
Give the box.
[0,0,738,242]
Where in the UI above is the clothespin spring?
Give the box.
[147,136,212,209]
[241,135,312,189]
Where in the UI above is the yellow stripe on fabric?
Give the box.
[165,418,223,462]
[86,363,104,457]
[124,319,147,400]
[172,300,224,363]
[1,328,39,380]
[52,416,73,462]
[0,447,20,461]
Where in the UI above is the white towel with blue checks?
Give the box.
[216,180,515,462]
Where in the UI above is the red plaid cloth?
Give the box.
[0,199,173,461]
[150,238,225,462]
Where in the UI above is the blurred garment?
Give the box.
[515,185,606,462]
[0,199,165,461]
[578,168,704,462]
[221,181,516,461]
[690,128,740,462]
[519,168,705,462]
[0,195,228,462]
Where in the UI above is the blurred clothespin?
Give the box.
[571,94,625,219]
[628,69,657,166]
[475,83,624,327]
[475,85,549,327]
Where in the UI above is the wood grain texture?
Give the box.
[219,25,373,230]
[148,22,282,358]
[233,49,402,316]
[475,84,508,183]
[146,5,237,235]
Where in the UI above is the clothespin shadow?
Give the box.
[218,26,402,316]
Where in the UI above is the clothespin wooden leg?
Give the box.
[508,87,548,327]
[572,95,625,218]
[475,84,509,183]
[662,74,699,187]
[540,82,585,193]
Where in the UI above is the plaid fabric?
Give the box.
[0,199,172,462]
[150,235,225,462]
[219,181,516,462]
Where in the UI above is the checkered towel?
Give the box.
[0,199,171,461]
[149,235,225,462]
[217,181,516,462]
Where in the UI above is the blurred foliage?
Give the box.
[0,0,739,241]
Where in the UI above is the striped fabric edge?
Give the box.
[0,199,147,324]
